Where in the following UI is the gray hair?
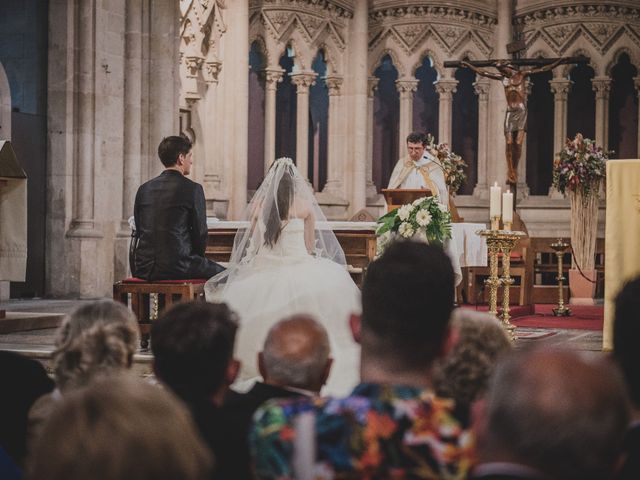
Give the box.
[261,315,330,390]
[433,309,512,413]
[53,299,139,390]
[481,347,630,480]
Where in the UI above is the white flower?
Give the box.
[416,209,432,227]
[412,198,424,207]
[438,203,448,212]
[398,222,414,238]
[398,204,412,221]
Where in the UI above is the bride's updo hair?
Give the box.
[264,167,294,248]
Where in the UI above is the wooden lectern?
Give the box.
[381,189,432,212]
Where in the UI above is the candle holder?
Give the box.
[503,220,512,231]
[550,239,572,317]
[477,229,526,340]
[491,215,500,230]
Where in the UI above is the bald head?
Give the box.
[478,347,630,480]
[259,315,331,393]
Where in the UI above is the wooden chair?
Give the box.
[113,278,206,349]
[465,212,532,306]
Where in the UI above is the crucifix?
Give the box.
[445,52,588,194]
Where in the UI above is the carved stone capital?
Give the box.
[185,56,204,78]
[473,79,490,99]
[324,75,343,96]
[290,71,318,93]
[435,79,458,99]
[592,76,612,100]
[549,79,572,101]
[263,67,285,88]
[203,60,222,84]
[395,78,419,94]
[367,76,380,97]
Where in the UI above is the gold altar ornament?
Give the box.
[550,239,572,317]
[477,229,526,340]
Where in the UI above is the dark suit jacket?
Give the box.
[616,422,640,480]
[131,170,223,280]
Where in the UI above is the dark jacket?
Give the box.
[131,170,223,280]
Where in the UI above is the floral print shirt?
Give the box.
[250,383,475,479]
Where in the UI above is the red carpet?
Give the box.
[461,304,603,331]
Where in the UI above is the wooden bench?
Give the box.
[113,278,206,349]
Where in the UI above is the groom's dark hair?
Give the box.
[151,302,238,400]
[361,241,454,369]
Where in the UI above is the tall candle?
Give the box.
[490,181,501,218]
[502,190,513,223]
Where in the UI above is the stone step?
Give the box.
[0,311,65,334]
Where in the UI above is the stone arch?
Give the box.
[369,46,406,78]
[0,61,11,139]
[605,46,640,77]
[313,39,342,77]
[561,44,601,77]
[412,49,444,80]
[249,35,270,69]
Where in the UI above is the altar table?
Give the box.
[206,220,487,287]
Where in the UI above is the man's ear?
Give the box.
[257,352,266,380]
[226,359,240,385]
[470,395,488,443]
[349,313,361,344]
[439,324,460,358]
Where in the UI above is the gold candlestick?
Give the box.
[477,229,526,340]
[491,215,500,230]
[550,239,571,317]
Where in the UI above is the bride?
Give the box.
[205,157,361,396]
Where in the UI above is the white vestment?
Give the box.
[388,152,448,209]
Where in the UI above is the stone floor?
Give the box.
[0,298,604,371]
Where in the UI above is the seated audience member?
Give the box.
[613,276,640,480]
[0,352,53,471]
[28,374,213,480]
[27,299,138,447]
[433,309,512,426]
[227,314,332,410]
[471,347,630,480]
[130,135,224,280]
[250,242,474,479]
[151,301,247,480]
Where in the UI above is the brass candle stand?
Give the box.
[550,239,572,317]
[477,229,526,339]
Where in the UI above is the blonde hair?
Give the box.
[53,299,139,390]
[28,374,213,480]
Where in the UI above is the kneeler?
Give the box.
[113,278,206,349]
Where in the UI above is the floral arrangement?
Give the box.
[552,133,608,196]
[376,195,452,254]
[427,134,467,194]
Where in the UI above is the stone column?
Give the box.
[636,76,640,157]
[366,76,379,198]
[290,71,317,182]
[68,0,99,237]
[323,75,344,195]
[263,67,284,174]
[487,0,511,187]
[435,79,458,145]
[548,77,572,197]
[592,76,612,149]
[120,0,143,235]
[473,78,490,198]
[149,0,179,178]
[396,78,419,156]
[202,59,222,195]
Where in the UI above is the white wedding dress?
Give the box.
[208,218,361,396]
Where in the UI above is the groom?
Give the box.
[130,135,224,280]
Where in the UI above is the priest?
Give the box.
[388,131,448,210]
